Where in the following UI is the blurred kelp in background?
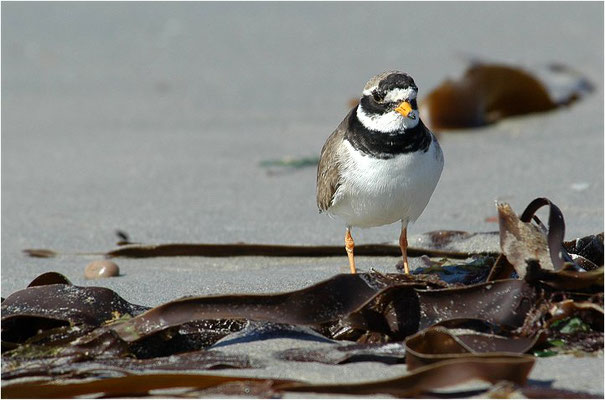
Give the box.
[420,62,592,130]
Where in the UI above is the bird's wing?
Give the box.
[316,126,346,212]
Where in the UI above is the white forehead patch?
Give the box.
[357,104,419,133]
[384,87,417,102]
[362,86,417,102]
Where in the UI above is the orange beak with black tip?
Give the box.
[394,101,415,119]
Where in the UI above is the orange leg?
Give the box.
[399,225,409,274]
[345,227,357,274]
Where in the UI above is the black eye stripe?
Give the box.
[360,95,388,115]
[371,91,417,107]
[360,94,418,115]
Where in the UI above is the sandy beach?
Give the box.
[2,2,603,396]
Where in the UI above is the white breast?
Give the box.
[328,138,443,228]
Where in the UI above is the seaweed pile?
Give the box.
[420,62,592,130]
[2,198,603,398]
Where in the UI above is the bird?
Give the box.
[316,71,444,274]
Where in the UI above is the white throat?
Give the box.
[356,104,420,133]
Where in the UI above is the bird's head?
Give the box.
[357,71,420,133]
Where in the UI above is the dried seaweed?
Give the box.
[188,380,282,398]
[2,373,297,399]
[520,386,602,399]
[420,62,591,130]
[110,273,390,342]
[279,356,535,397]
[23,233,498,260]
[485,381,603,399]
[27,272,72,287]
[404,326,544,369]
[417,279,536,330]
[2,350,254,381]
[520,295,604,357]
[2,284,149,344]
[410,256,495,285]
[487,198,603,292]
[22,249,59,258]
[3,197,604,398]
[275,342,407,365]
[564,233,604,268]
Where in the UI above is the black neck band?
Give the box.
[345,107,432,159]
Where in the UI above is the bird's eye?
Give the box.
[372,91,383,102]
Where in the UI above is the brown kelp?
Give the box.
[3,197,603,398]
